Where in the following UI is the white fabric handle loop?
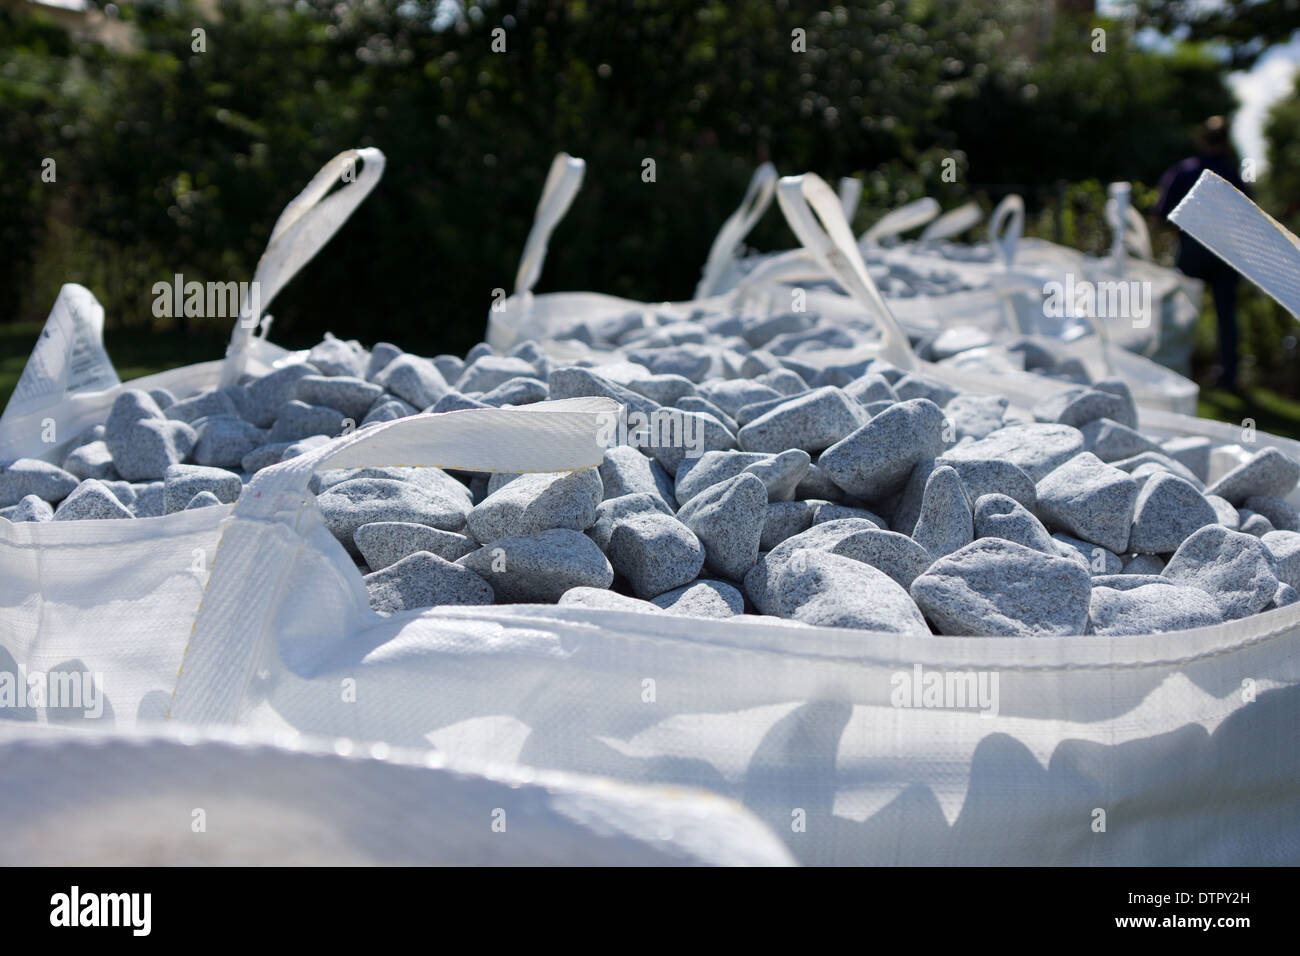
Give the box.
[776,173,916,369]
[1105,182,1131,276]
[171,397,619,724]
[695,162,778,298]
[987,193,1024,269]
[920,201,982,242]
[1110,202,1153,262]
[234,397,620,522]
[1169,170,1300,319]
[221,148,387,386]
[860,197,940,247]
[514,153,587,296]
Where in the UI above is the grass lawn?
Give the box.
[4,320,1300,441]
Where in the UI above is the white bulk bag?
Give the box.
[0,723,794,866]
[0,148,386,464]
[148,398,1300,866]
[0,400,617,728]
[145,177,1300,866]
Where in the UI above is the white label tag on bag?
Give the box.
[4,284,119,420]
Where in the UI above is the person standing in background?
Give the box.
[1154,116,1249,391]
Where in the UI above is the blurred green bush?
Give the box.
[0,0,1287,377]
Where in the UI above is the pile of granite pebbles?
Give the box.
[4,315,1299,637]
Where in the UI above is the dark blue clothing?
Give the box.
[1155,152,1247,388]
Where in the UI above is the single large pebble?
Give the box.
[456,356,538,393]
[1089,583,1224,635]
[355,521,478,570]
[742,449,810,502]
[308,336,367,378]
[893,373,959,407]
[460,528,614,602]
[606,512,705,598]
[479,376,549,407]
[506,340,552,380]
[741,311,813,348]
[1237,510,1274,538]
[1034,384,1136,430]
[910,538,1092,636]
[755,368,808,396]
[943,393,1008,440]
[128,481,164,517]
[372,354,450,409]
[1270,582,1300,609]
[1242,495,1300,532]
[11,494,54,522]
[1123,554,1166,575]
[558,587,663,613]
[739,349,783,377]
[466,468,602,543]
[1260,530,1300,590]
[1206,448,1300,505]
[737,387,863,455]
[295,375,384,421]
[809,359,874,389]
[148,389,176,410]
[314,466,471,505]
[366,342,402,381]
[817,527,933,589]
[242,363,318,427]
[105,389,165,433]
[1036,452,1138,553]
[677,473,767,581]
[844,372,897,406]
[163,464,242,514]
[1110,451,1205,490]
[794,464,844,503]
[644,410,736,476]
[549,367,661,419]
[942,422,1084,482]
[1161,524,1280,620]
[761,501,815,550]
[432,353,465,384]
[588,492,673,550]
[319,478,470,555]
[676,396,738,432]
[0,458,77,509]
[361,397,418,427]
[1160,436,1213,482]
[973,493,1055,554]
[743,518,893,613]
[111,417,198,482]
[812,502,886,526]
[1205,494,1240,529]
[774,550,929,633]
[1092,380,1140,429]
[191,415,266,469]
[699,379,784,418]
[52,480,134,521]
[364,550,493,613]
[674,450,767,507]
[1127,472,1218,554]
[60,442,120,486]
[651,579,745,618]
[1051,533,1123,575]
[164,387,244,424]
[818,398,947,501]
[266,401,346,444]
[1080,418,1160,462]
[239,442,294,473]
[598,445,675,508]
[280,435,332,461]
[620,372,697,407]
[912,465,972,560]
